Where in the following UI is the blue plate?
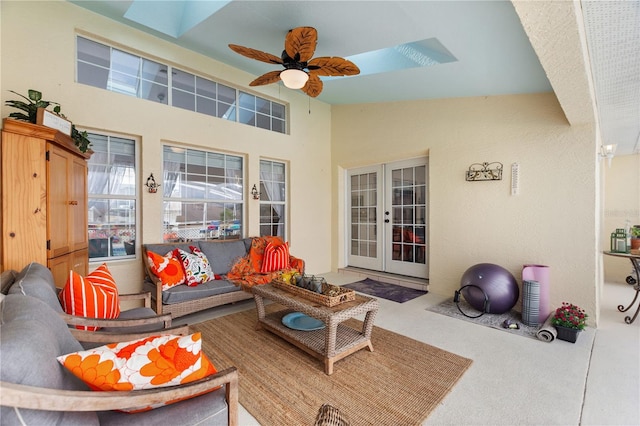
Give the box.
[282,312,325,331]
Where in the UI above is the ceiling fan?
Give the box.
[229,26,360,97]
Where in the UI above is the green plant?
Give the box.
[631,226,640,238]
[551,302,588,330]
[5,89,91,153]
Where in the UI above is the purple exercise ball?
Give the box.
[460,263,519,314]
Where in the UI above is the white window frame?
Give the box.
[86,131,139,261]
[259,159,287,239]
[162,145,245,242]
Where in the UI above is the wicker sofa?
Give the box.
[142,237,304,318]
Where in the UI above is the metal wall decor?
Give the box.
[145,173,160,193]
[465,162,503,181]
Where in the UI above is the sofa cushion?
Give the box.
[147,249,186,290]
[8,262,63,312]
[100,307,166,334]
[248,236,285,273]
[58,263,120,331]
[58,332,217,412]
[176,247,215,286]
[144,243,193,257]
[0,294,99,425]
[152,279,243,305]
[261,241,291,273]
[197,239,251,276]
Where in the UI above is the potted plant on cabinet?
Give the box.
[551,302,588,343]
[4,89,91,153]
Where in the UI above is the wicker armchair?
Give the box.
[5,263,173,340]
[0,293,239,425]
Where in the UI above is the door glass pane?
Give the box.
[350,172,377,258]
[390,164,426,265]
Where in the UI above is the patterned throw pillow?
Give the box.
[147,250,186,291]
[176,246,215,286]
[58,263,120,331]
[261,241,291,273]
[57,333,218,413]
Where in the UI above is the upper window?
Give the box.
[76,36,286,133]
[259,160,287,238]
[86,133,137,260]
[163,146,244,242]
[239,92,286,133]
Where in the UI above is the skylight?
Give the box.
[344,38,457,77]
[124,0,231,38]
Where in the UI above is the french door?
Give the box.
[347,158,428,278]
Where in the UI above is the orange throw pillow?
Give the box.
[248,236,284,272]
[261,241,291,273]
[147,250,186,291]
[58,263,120,331]
[57,333,218,412]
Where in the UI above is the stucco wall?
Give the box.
[0,1,333,293]
[332,93,600,322]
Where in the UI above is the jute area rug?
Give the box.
[191,305,472,426]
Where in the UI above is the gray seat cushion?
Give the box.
[197,238,251,275]
[0,269,17,294]
[100,307,165,333]
[157,279,243,305]
[144,243,193,257]
[97,385,229,426]
[0,294,99,425]
[8,262,64,312]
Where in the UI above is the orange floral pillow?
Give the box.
[57,333,218,412]
[147,250,186,291]
[58,263,120,331]
[261,241,291,273]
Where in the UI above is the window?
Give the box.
[86,133,137,260]
[259,160,286,238]
[76,36,286,133]
[163,146,243,242]
[77,36,168,104]
[172,69,237,120]
[239,92,286,133]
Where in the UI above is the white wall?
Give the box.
[332,93,600,322]
[0,1,333,293]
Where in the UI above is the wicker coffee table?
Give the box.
[252,283,379,375]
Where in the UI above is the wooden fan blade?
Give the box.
[285,26,317,62]
[229,44,283,65]
[249,70,282,86]
[301,73,323,97]
[308,57,360,76]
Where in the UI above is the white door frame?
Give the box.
[345,158,428,279]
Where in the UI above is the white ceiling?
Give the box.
[69,0,640,156]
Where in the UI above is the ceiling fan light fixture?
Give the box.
[280,68,309,89]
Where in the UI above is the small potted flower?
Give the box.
[551,302,588,343]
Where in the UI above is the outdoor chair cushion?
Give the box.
[9,262,64,312]
[0,294,99,425]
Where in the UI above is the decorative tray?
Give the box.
[272,280,355,307]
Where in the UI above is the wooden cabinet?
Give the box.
[1,119,90,287]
